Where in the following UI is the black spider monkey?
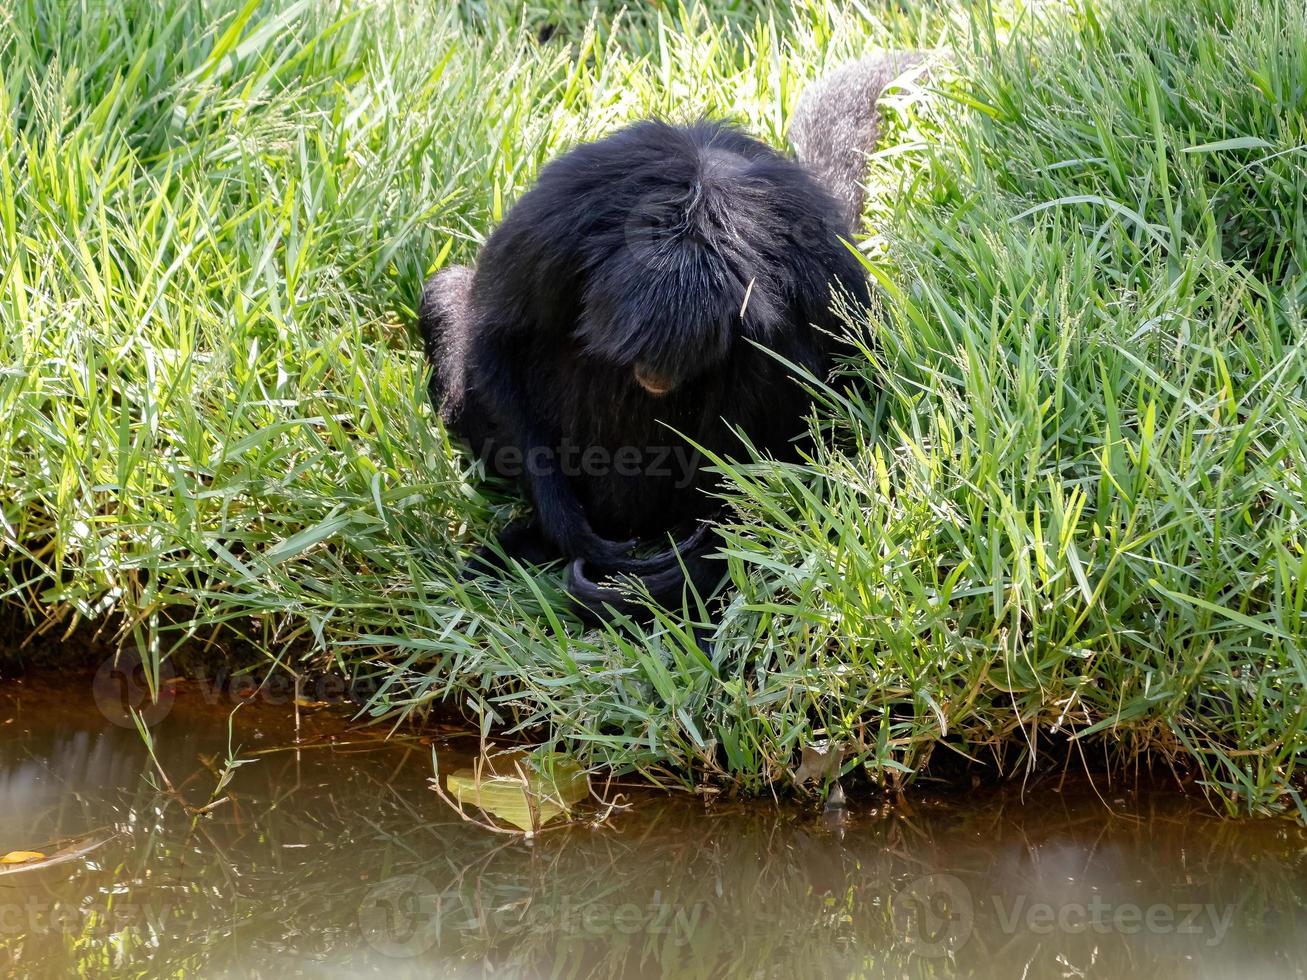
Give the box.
[420,57,918,621]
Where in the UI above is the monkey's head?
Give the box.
[566,125,822,398]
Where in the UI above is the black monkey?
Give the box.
[421,119,870,620]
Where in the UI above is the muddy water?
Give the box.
[1,672,1305,979]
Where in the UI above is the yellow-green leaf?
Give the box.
[445,751,588,832]
[1,851,45,864]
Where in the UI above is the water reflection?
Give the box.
[1,674,1305,978]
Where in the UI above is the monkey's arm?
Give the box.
[419,267,634,568]
[470,327,635,567]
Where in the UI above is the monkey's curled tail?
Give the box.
[787,53,925,229]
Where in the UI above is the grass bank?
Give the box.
[3,0,1306,813]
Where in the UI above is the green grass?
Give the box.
[3,0,1306,814]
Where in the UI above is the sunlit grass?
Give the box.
[2,0,1305,814]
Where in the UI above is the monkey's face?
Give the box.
[627,326,732,397]
[632,362,677,397]
[576,160,787,398]
[578,297,733,398]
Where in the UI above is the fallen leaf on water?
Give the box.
[0,851,45,864]
[445,750,588,832]
[0,835,115,876]
[793,740,848,786]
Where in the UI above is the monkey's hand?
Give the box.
[555,517,638,568]
[533,479,636,566]
[459,518,562,581]
[566,523,721,624]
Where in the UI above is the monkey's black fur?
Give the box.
[420,119,869,621]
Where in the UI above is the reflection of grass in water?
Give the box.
[8,717,1307,978]
[1,0,1306,816]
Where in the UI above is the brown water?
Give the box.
[1,670,1305,979]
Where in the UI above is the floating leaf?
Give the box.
[0,851,45,864]
[445,751,588,832]
[793,741,847,785]
[0,835,115,876]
